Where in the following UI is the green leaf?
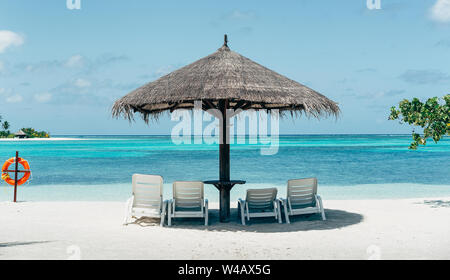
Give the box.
[390,95,449,150]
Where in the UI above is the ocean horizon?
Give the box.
[1,134,449,202]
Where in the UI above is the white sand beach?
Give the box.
[0,138,81,141]
[1,198,449,260]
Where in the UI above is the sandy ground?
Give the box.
[1,198,450,260]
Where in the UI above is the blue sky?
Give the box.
[0,0,449,135]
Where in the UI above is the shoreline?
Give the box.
[0,137,82,141]
[2,134,439,138]
[2,183,450,202]
[1,198,449,259]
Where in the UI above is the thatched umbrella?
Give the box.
[113,35,340,222]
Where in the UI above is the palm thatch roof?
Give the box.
[14,129,27,136]
[112,36,340,122]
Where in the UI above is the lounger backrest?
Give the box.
[246,188,277,210]
[287,178,317,207]
[173,181,204,210]
[132,174,163,210]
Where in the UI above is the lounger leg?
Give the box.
[282,199,290,224]
[204,199,209,226]
[241,204,245,225]
[160,200,167,227]
[237,203,241,219]
[238,200,246,225]
[317,195,326,221]
[273,201,277,221]
[168,200,172,226]
[276,200,282,224]
[245,202,250,222]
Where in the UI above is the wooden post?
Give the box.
[13,151,18,203]
[218,99,231,222]
[219,99,230,181]
[219,186,230,222]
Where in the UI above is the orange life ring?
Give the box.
[1,157,31,186]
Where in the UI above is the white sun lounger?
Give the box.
[123,174,167,226]
[168,181,208,226]
[280,178,326,223]
[237,188,282,225]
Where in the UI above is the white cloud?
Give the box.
[6,94,23,103]
[226,10,255,20]
[373,91,386,99]
[0,88,10,97]
[430,0,450,23]
[34,93,52,103]
[74,78,91,88]
[65,54,84,68]
[400,69,450,84]
[0,30,24,53]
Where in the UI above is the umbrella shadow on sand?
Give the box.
[158,208,363,233]
[0,241,52,248]
[0,241,53,257]
[420,200,450,208]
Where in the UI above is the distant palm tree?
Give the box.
[2,121,10,131]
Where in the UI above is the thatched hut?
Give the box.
[14,129,28,139]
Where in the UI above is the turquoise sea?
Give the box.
[0,135,449,202]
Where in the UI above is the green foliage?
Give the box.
[21,128,50,138]
[389,95,450,149]
[0,114,10,137]
[0,114,50,138]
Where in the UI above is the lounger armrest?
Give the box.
[278,198,286,205]
[314,194,322,205]
[315,195,324,207]
[276,199,283,211]
[126,196,134,209]
[123,195,134,225]
[279,198,289,210]
[237,198,245,206]
[167,199,173,213]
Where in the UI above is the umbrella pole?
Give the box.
[219,100,230,222]
[219,99,230,181]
